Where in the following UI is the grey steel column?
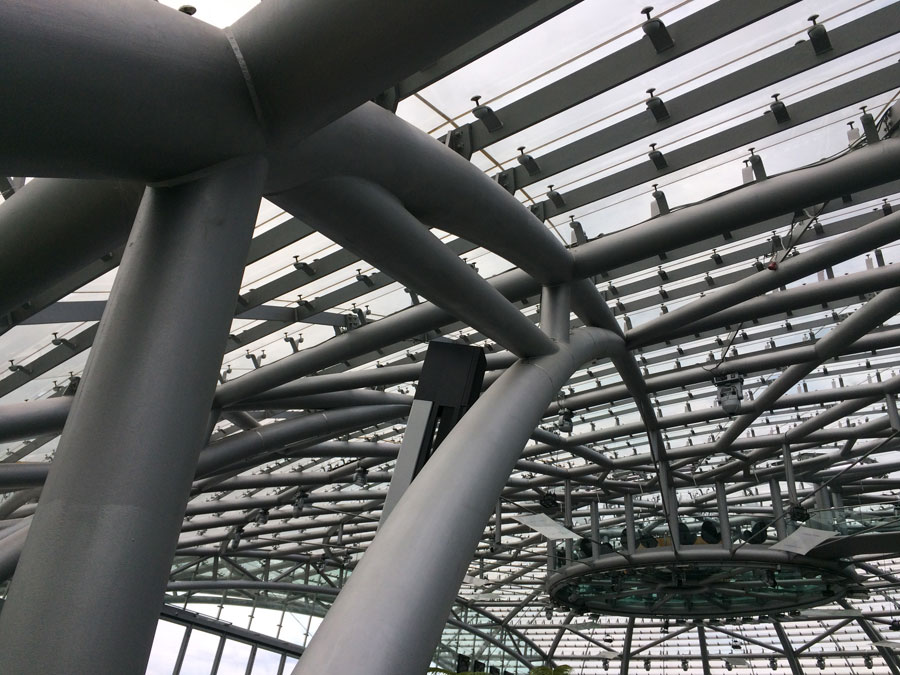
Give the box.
[494,500,503,551]
[770,479,787,540]
[619,617,635,675]
[782,443,798,504]
[0,157,266,675]
[840,599,900,675]
[772,621,804,675]
[564,479,574,562]
[696,625,713,675]
[590,500,601,558]
[0,518,29,583]
[293,328,614,675]
[716,481,732,550]
[541,284,571,342]
[624,493,636,554]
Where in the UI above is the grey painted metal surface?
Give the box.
[1,2,900,672]
[293,327,616,674]
[630,208,900,346]
[573,139,900,281]
[0,158,267,674]
[0,178,142,318]
[272,175,557,357]
[0,0,535,180]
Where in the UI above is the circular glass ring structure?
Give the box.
[547,546,863,619]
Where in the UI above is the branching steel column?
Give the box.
[271,175,555,357]
[0,158,266,674]
[541,284,572,343]
[292,327,616,675]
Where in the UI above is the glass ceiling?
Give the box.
[3,0,900,673]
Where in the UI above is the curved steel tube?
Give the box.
[294,327,618,675]
[271,175,557,357]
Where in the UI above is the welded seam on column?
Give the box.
[224,28,268,134]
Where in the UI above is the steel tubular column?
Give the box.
[844,604,900,675]
[0,158,267,674]
[541,285,572,343]
[770,479,787,540]
[619,618,635,675]
[773,622,804,675]
[292,328,614,675]
[716,481,732,550]
[696,625,713,675]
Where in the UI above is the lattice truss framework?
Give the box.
[2,1,900,674]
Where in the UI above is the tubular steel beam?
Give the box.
[0,0,536,181]
[195,404,409,479]
[0,397,71,444]
[773,621,804,675]
[268,103,574,285]
[230,0,539,154]
[292,328,617,675]
[629,209,900,347]
[271,176,557,357]
[555,326,900,413]
[572,138,900,281]
[666,262,900,345]
[0,178,143,318]
[709,287,900,472]
[213,268,539,407]
[839,600,900,675]
[0,158,267,675]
